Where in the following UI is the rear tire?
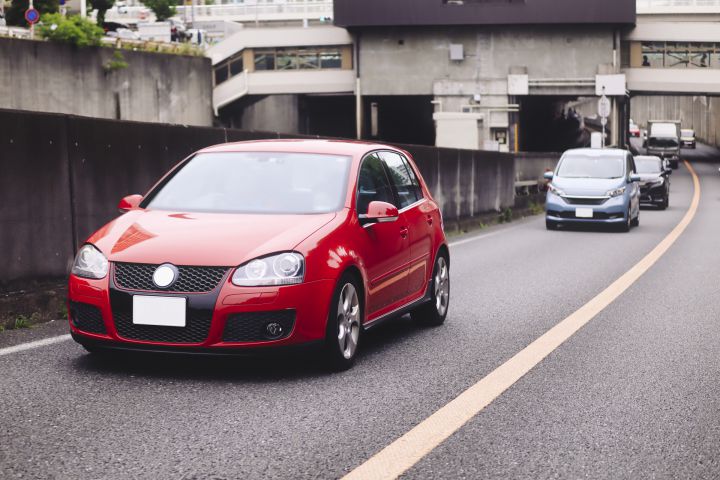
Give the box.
[324,273,362,371]
[412,254,450,327]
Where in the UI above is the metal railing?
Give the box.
[637,0,720,12]
[0,26,31,39]
[175,1,333,20]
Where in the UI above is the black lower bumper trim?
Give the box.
[71,332,323,357]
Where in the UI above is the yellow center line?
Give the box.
[343,161,701,480]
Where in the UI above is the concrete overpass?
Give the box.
[625,0,720,94]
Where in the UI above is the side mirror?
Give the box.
[543,171,554,180]
[118,194,143,213]
[629,174,642,183]
[359,201,399,226]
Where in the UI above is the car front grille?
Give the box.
[223,310,296,343]
[112,309,213,344]
[114,263,229,293]
[547,210,624,220]
[562,196,608,206]
[69,302,107,334]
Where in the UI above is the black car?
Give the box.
[635,155,671,209]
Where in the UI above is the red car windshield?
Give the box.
[144,152,352,214]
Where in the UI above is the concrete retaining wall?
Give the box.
[514,152,561,184]
[0,37,213,127]
[0,109,515,285]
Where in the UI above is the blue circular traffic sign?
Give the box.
[25,8,40,24]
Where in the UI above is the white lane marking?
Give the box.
[449,223,527,248]
[343,161,701,480]
[0,334,71,357]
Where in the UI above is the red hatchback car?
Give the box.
[67,140,450,369]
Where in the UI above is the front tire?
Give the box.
[412,253,450,327]
[546,219,558,230]
[620,208,632,232]
[324,273,362,371]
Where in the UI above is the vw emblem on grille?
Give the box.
[153,264,178,289]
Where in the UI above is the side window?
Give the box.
[399,153,424,201]
[381,151,422,209]
[356,154,395,214]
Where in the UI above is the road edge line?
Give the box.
[0,334,72,357]
[342,161,701,480]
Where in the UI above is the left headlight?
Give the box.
[232,252,305,287]
[71,244,109,279]
[606,186,626,198]
[650,177,665,187]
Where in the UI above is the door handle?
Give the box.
[426,215,434,226]
[399,226,409,239]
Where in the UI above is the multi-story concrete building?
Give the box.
[334,0,635,151]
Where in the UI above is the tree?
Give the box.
[142,0,175,22]
[5,0,58,26]
[90,0,115,26]
[37,13,104,47]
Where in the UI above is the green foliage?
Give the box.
[37,13,104,47]
[104,50,128,72]
[528,201,544,216]
[498,208,513,224]
[90,0,115,26]
[142,0,176,22]
[5,0,59,26]
[12,313,38,329]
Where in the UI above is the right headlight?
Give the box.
[232,252,305,287]
[548,183,565,197]
[71,244,109,279]
[606,186,626,198]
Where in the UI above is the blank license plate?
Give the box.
[133,296,186,327]
[575,208,593,218]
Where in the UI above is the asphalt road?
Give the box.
[1,145,719,480]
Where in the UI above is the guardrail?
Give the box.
[176,1,333,20]
[0,26,31,40]
[637,0,720,12]
[105,0,333,23]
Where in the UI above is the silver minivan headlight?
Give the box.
[606,186,626,198]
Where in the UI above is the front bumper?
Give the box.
[68,271,336,352]
[640,184,667,205]
[545,192,628,224]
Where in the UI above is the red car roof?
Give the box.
[199,139,400,157]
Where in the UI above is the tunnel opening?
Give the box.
[518,96,597,152]
[361,95,435,146]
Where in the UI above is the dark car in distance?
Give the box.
[635,155,671,210]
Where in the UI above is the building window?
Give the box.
[637,41,720,69]
[254,50,276,71]
[252,46,347,71]
[214,54,243,86]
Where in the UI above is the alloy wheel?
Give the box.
[336,283,360,360]
[435,256,449,317]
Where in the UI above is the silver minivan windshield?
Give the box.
[557,154,625,179]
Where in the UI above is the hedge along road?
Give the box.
[0,156,715,480]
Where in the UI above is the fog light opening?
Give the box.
[265,322,284,339]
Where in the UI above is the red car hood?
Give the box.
[89,209,337,267]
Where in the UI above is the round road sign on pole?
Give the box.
[25,7,40,24]
[598,95,611,119]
